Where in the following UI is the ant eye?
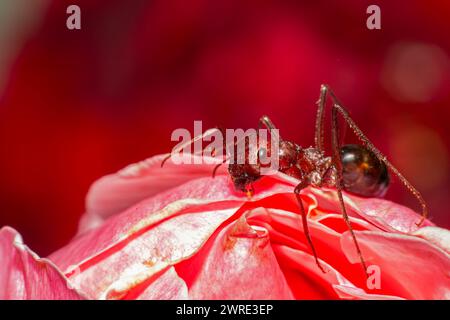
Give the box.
[258,147,271,168]
[258,147,267,159]
[340,144,389,197]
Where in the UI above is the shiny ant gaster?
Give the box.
[162,85,428,276]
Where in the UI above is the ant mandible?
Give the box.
[162,84,428,276]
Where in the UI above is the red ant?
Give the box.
[162,85,428,276]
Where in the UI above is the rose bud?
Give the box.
[1,154,449,299]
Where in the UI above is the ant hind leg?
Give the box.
[330,102,428,226]
[330,104,369,277]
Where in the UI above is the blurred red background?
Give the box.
[0,0,449,256]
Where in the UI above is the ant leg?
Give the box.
[294,179,326,273]
[258,115,281,142]
[315,85,328,153]
[212,158,227,178]
[161,127,226,168]
[258,115,277,130]
[320,85,428,226]
[330,104,369,277]
[330,102,428,226]
[160,154,173,168]
[160,155,172,168]
[315,84,348,153]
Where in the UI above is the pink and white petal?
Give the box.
[341,230,450,299]
[412,226,450,254]
[185,214,294,299]
[134,267,188,300]
[51,176,243,270]
[271,244,341,299]
[99,266,188,300]
[0,226,84,300]
[80,155,300,234]
[233,171,432,235]
[332,285,404,300]
[303,185,433,233]
[84,154,226,224]
[53,176,295,270]
[78,212,105,234]
[235,194,373,288]
[345,196,434,233]
[245,202,438,299]
[62,203,239,299]
[315,213,379,233]
[272,245,403,300]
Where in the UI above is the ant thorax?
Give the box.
[228,139,338,193]
[277,141,337,188]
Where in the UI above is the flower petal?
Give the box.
[103,266,188,300]
[303,186,431,232]
[271,172,433,234]
[412,226,450,254]
[80,154,300,234]
[272,245,403,300]
[0,227,84,300]
[180,212,294,299]
[341,229,450,299]
[84,154,225,224]
[51,176,243,271]
[61,202,239,299]
[235,193,373,289]
[332,285,404,300]
[134,267,188,300]
[47,155,446,300]
[55,175,296,271]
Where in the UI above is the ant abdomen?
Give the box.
[340,144,390,198]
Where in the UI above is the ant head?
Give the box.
[228,163,261,192]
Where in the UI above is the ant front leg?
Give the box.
[161,127,226,168]
[258,115,277,130]
[211,159,227,178]
[258,115,281,143]
[294,179,326,273]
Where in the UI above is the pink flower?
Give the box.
[1,154,449,299]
